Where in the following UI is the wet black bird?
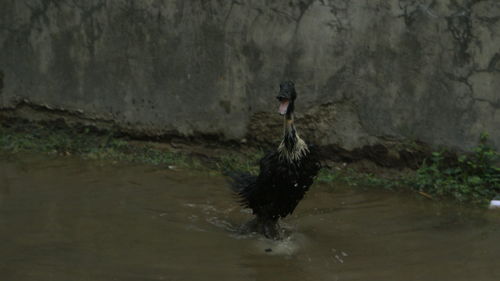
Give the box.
[228,81,321,239]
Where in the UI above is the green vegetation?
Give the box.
[408,133,500,205]
[1,121,499,206]
[316,167,398,190]
[315,134,500,206]
[215,152,263,175]
[0,121,193,168]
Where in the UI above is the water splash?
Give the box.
[254,232,309,256]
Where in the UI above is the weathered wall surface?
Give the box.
[1,0,499,154]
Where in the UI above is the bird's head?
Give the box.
[276,80,297,116]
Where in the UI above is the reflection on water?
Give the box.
[1,153,500,281]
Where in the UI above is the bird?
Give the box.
[228,81,321,239]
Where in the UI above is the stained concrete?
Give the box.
[0,0,499,154]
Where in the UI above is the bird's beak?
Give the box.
[277,98,289,115]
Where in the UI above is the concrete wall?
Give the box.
[1,0,499,153]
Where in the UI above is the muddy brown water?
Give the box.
[1,153,500,281]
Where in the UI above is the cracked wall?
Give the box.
[0,0,499,152]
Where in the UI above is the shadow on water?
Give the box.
[1,153,500,281]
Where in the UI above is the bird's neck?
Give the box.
[283,114,297,149]
[278,113,308,162]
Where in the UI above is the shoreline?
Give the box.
[1,117,497,207]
